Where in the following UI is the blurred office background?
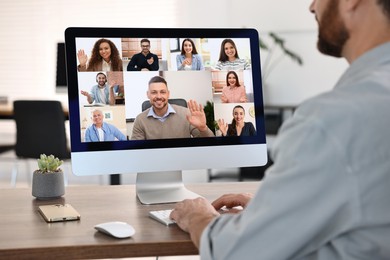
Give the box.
[0,0,348,187]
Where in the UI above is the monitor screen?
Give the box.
[65,27,267,204]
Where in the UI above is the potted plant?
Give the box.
[32,154,65,200]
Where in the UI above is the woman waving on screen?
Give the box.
[77,38,123,72]
[217,105,256,137]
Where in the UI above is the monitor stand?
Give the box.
[136,171,200,205]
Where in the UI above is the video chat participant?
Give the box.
[171,0,390,259]
[217,105,256,136]
[127,39,159,71]
[131,76,214,140]
[215,39,251,71]
[176,38,205,71]
[220,71,247,103]
[85,109,126,142]
[77,38,123,72]
[80,72,119,105]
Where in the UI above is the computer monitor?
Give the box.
[65,27,267,204]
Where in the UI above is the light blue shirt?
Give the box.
[89,84,119,104]
[147,103,176,122]
[176,54,204,71]
[85,122,126,142]
[200,42,390,259]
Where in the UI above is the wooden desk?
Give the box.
[0,182,259,259]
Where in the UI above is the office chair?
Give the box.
[141,98,187,111]
[12,100,70,186]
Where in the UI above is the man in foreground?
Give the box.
[171,0,390,259]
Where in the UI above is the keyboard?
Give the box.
[149,209,176,226]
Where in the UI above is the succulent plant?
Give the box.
[37,154,63,173]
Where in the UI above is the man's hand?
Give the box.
[212,193,254,212]
[170,197,219,248]
[186,100,207,132]
[80,90,90,97]
[147,56,154,65]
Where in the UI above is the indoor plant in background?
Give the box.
[32,154,65,200]
[260,32,303,85]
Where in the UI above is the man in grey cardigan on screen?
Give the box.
[131,76,214,140]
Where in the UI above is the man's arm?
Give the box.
[130,116,146,140]
[170,197,220,248]
[84,127,92,142]
[109,124,126,141]
[109,84,119,105]
[127,54,138,71]
[172,108,359,259]
[149,54,159,71]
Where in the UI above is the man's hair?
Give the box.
[140,39,151,45]
[96,72,107,80]
[91,109,103,117]
[378,0,390,18]
[148,76,167,88]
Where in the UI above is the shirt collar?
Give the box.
[335,42,390,89]
[147,103,176,121]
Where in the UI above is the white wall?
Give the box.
[0,0,347,105]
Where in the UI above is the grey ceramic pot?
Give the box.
[32,170,65,200]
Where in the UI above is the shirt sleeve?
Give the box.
[244,60,251,70]
[113,126,126,141]
[176,55,183,70]
[127,55,137,71]
[248,122,256,136]
[150,54,159,71]
[200,112,360,259]
[215,61,222,70]
[89,86,96,103]
[84,128,91,142]
[131,116,146,140]
[196,54,205,70]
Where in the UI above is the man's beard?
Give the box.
[317,0,349,57]
[152,98,167,109]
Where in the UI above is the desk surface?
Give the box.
[0,182,259,259]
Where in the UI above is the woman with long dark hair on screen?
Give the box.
[220,71,247,103]
[215,39,250,70]
[77,38,123,72]
[217,105,256,137]
[176,38,205,71]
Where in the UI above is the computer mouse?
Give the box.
[94,221,135,239]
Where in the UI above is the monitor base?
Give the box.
[136,171,200,205]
